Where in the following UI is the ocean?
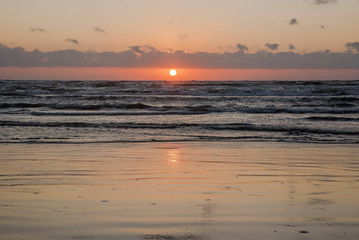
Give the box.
[1,80,359,240]
[1,79,359,144]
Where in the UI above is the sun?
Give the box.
[169,69,177,77]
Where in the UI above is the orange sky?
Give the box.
[1,67,359,81]
[1,0,359,80]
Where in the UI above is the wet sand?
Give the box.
[0,142,359,240]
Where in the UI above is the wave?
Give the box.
[1,136,357,144]
[307,116,359,121]
[1,103,46,108]
[0,121,199,129]
[0,102,152,110]
[1,121,358,136]
[329,96,359,102]
[1,103,359,115]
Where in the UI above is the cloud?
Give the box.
[94,27,105,33]
[1,43,359,69]
[66,38,79,45]
[289,44,296,50]
[313,0,337,4]
[320,25,325,29]
[30,27,47,32]
[345,42,359,53]
[236,43,249,53]
[289,18,298,25]
[129,45,155,55]
[129,45,144,54]
[265,43,279,51]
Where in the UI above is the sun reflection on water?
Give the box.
[166,149,181,168]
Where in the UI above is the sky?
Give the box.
[0,0,359,80]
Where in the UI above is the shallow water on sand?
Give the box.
[0,142,359,240]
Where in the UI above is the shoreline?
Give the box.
[1,141,359,240]
[1,139,359,145]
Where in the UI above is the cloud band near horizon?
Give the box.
[1,43,359,69]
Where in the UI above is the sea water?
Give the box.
[1,80,359,143]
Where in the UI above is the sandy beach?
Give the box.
[0,142,358,240]
[2,0,359,239]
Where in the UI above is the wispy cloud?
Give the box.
[265,43,279,51]
[313,0,337,4]
[1,43,358,69]
[289,18,298,25]
[66,38,79,45]
[30,27,47,32]
[94,27,106,33]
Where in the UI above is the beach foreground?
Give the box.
[1,142,359,240]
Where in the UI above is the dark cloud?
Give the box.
[66,38,79,45]
[129,45,144,54]
[265,43,279,51]
[289,18,298,25]
[345,42,359,53]
[94,27,105,33]
[289,44,296,50]
[129,45,155,55]
[0,44,46,67]
[313,0,337,4]
[30,27,47,32]
[236,43,249,53]
[1,43,359,69]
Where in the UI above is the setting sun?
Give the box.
[169,69,177,77]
